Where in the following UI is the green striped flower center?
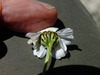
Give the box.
[39,31,59,48]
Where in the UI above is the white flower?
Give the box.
[26,27,74,59]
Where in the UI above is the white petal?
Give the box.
[25,33,39,38]
[51,47,67,59]
[57,28,73,38]
[31,40,40,54]
[57,28,74,41]
[61,38,71,45]
[39,27,58,33]
[55,49,67,59]
[26,33,40,41]
[27,39,33,44]
[51,38,67,59]
[59,38,67,51]
[34,50,38,56]
[33,40,40,49]
[33,45,47,58]
[57,28,73,34]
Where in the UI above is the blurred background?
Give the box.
[80,0,100,30]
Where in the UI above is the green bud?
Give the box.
[39,31,59,48]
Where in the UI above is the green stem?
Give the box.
[42,44,52,75]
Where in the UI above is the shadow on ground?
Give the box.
[39,65,100,75]
[0,27,26,59]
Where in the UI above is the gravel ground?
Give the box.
[80,0,100,29]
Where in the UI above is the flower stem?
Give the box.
[42,44,52,75]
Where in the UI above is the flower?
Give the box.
[26,27,74,59]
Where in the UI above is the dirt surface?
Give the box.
[80,0,100,30]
